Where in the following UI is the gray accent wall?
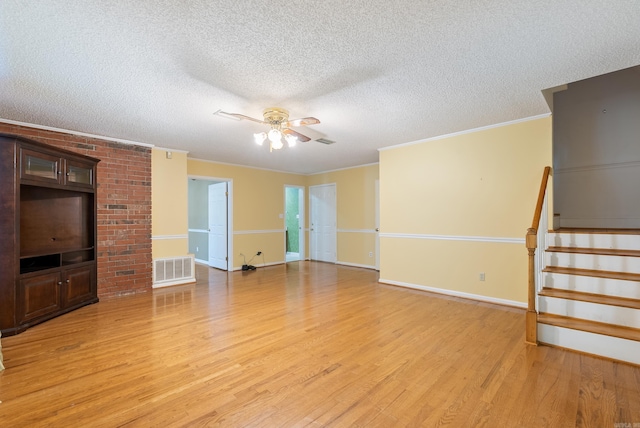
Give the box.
[553,66,640,228]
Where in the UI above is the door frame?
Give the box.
[375,178,380,271]
[208,181,228,270]
[284,185,305,262]
[188,175,234,271]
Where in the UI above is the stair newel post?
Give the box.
[526,227,538,344]
[525,166,550,346]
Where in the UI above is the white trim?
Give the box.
[232,260,285,271]
[0,117,154,148]
[155,146,189,154]
[234,229,285,235]
[379,278,527,309]
[554,160,640,174]
[151,234,188,240]
[187,175,234,272]
[307,162,379,175]
[378,114,551,152]
[337,228,377,234]
[284,184,305,261]
[188,229,208,234]
[194,258,208,265]
[152,278,196,288]
[379,233,524,244]
[189,156,379,176]
[336,261,377,270]
[188,157,303,175]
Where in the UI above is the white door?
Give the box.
[310,184,336,263]
[375,179,380,271]
[208,182,227,270]
[285,186,305,262]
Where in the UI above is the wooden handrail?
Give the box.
[530,166,552,231]
[525,166,552,345]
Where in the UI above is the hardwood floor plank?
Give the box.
[0,262,639,426]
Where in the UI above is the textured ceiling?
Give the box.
[1,1,639,174]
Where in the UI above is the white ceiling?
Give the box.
[1,1,639,174]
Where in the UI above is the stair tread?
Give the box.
[538,313,640,342]
[543,266,640,282]
[546,246,640,257]
[539,287,640,309]
[551,228,640,235]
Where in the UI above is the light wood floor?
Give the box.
[1,262,639,427]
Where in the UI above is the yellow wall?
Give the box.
[151,149,189,258]
[379,117,552,305]
[188,159,306,269]
[308,164,379,267]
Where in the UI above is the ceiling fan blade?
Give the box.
[285,117,320,127]
[283,128,311,142]
[214,110,266,124]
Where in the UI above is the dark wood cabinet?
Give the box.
[0,134,99,336]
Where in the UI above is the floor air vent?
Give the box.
[153,256,195,288]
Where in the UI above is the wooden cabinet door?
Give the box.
[63,264,95,308]
[20,148,63,185]
[65,159,95,190]
[18,272,62,323]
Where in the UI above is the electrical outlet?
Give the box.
[368,251,373,257]
[479,272,485,281]
[196,246,199,252]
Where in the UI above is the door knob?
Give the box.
[375,228,379,232]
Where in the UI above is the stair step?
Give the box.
[553,228,640,234]
[546,246,640,257]
[544,250,640,274]
[538,313,640,342]
[539,288,640,310]
[538,323,640,366]
[543,266,640,282]
[547,231,640,251]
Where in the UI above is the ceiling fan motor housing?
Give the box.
[263,107,289,127]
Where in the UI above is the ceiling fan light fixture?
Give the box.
[285,134,297,147]
[254,132,267,145]
[215,107,320,152]
[268,128,282,143]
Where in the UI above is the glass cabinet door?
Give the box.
[20,149,61,184]
[66,162,94,187]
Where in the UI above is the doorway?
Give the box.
[309,183,337,263]
[285,186,304,262]
[208,182,228,270]
[188,177,233,271]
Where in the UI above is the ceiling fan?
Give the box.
[214,107,321,152]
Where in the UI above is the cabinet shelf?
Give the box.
[19,248,95,274]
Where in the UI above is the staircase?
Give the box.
[536,230,640,365]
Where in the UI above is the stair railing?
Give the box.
[526,166,551,345]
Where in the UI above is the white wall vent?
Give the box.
[153,256,195,288]
[316,138,336,145]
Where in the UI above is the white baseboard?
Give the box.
[152,278,196,289]
[232,260,286,271]
[336,261,377,270]
[378,278,527,309]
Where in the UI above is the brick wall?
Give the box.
[0,123,152,299]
